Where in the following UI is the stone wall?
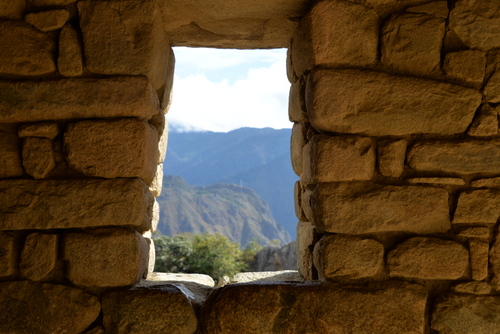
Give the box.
[0,0,499,332]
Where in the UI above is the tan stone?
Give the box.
[201,282,427,334]
[388,237,469,280]
[20,233,58,281]
[296,221,316,280]
[443,50,486,86]
[432,294,500,334]
[103,285,198,334]
[310,182,450,234]
[0,76,159,123]
[0,178,154,232]
[22,137,56,179]
[449,0,500,51]
[0,20,56,76]
[145,237,155,276]
[231,270,302,283]
[456,226,491,240]
[490,233,500,290]
[314,235,384,281]
[0,281,100,333]
[294,181,307,222]
[469,240,489,281]
[0,0,25,19]
[79,0,170,90]
[64,118,158,184]
[288,79,307,123]
[454,189,500,225]
[143,273,216,288]
[381,13,445,76]
[18,122,59,139]
[291,0,379,76]
[158,118,169,164]
[0,125,23,178]
[409,140,500,175]
[472,177,500,188]
[159,48,175,112]
[407,178,466,186]
[306,69,481,136]
[58,23,84,77]
[302,135,375,184]
[25,9,69,32]
[64,228,149,288]
[452,281,494,295]
[0,232,17,279]
[407,1,449,18]
[378,140,407,178]
[484,66,500,103]
[150,164,163,197]
[290,122,306,176]
[467,104,498,136]
[151,200,159,233]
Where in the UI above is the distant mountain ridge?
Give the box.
[162,127,298,239]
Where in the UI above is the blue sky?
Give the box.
[167,47,292,132]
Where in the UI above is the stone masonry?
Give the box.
[0,0,499,332]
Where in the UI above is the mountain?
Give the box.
[163,127,299,238]
[156,176,291,246]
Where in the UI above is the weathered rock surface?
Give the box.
[79,0,170,90]
[291,0,379,76]
[469,240,489,281]
[306,69,481,136]
[0,76,159,123]
[409,140,500,175]
[290,122,306,176]
[24,9,69,32]
[20,233,58,281]
[0,281,100,334]
[288,80,307,122]
[302,135,375,183]
[22,137,56,179]
[64,118,158,184]
[467,104,498,136]
[296,221,316,280]
[449,0,500,51]
[443,50,486,86]
[0,125,23,178]
[0,20,56,76]
[407,178,465,186]
[454,189,500,224]
[58,23,84,77]
[18,122,59,139]
[0,0,25,19]
[432,294,500,334]
[232,270,302,283]
[490,233,500,290]
[472,177,500,188]
[407,1,449,18]
[64,228,149,288]
[314,235,384,281]
[150,164,163,197]
[310,182,450,234]
[452,281,494,295]
[381,13,445,76]
[388,237,469,280]
[144,273,215,287]
[456,226,491,240]
[378,140,407,178]
[200,282,427,334]
[103,285,198,334]
[484,62,500,103]
[0,232,17,278]
[250,242,297,272]
[0,178,154,231]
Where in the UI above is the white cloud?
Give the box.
[167,48,292,132]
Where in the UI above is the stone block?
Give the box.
[0,232,18,279]
[452,281,494,295]
[58,23,84,77]
[18,122,59,139]
[201,282,427,334]
[64,228,149,288]
[291,0,379,76]
[290,122,306,176]
[103,285,198,334]
[407,178,465,186]
[25,9,69,32]
[306,69,481,136]
[409,140,500,175]
[378,140,407,178]
[388,237,469,280]
[79,0,170,90]
[159,48,175,112]
[0,20,56,76]
[151,200,159,233]
[0,281,100,334]
[432,294,500,334]
[467,104,498,136]
[302,135,375,184]
[288,79,307,123]
[0,178,154,232]
[449,0,500,51]
[296,221,316,280]
[454,189,500,224]
[490,233,500,290]
[469,240,489,281]
[150,164,163,197]
[20,233,58,281]
[443,50,486,86]
[0,0,25,19]
[294,181,306,221]
[406,1,449,18]
[29,0,78,6]
[145,237,155,276]
[0,76,159,123]
[0,125,23,178]
[22,137,56,179]
[484,63,500,103]
[472,177,500,188]
[64,118,158,184]
[310,182,450,234]
[456,226,491,240]
[314,235,384,281]
[381,13,445,76]
[158,118,169,164]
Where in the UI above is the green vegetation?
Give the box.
[154,233,264,280]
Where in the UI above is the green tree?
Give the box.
[154,234,193,273]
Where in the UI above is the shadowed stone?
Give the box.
[20,233,58,281]
[22,137,56,179]
[58,24,84,77]
[18,122,59,139]
[443,50,486,86]
[0,125,23,178]
[24,9,69,32]
[378,140,407,178]
[0,232,17,279]
[0,0,25,19]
